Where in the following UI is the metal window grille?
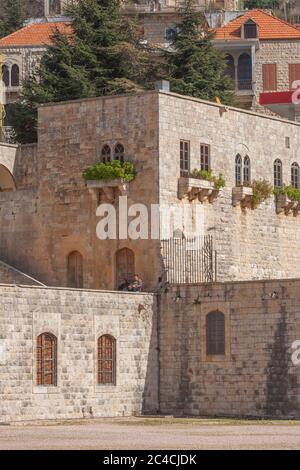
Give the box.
[98,335,116,385]
[36,333,57,386]
[206,312,225,355]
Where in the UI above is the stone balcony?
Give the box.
[232,186,253,208]
[86,179,129,203]
[178,176,220,203]
[275,193,300,215]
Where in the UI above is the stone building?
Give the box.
[1,89,300,422]
[213,9,300,120]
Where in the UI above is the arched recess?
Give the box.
[0,164,16,192]
[115,247,135,289]
[67,251,83,288]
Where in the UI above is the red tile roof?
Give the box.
[213,9,300,41]
[0,21,72,47]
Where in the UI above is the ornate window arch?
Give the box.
[274,159,283,188]
[114,143,125,163]
[101,144,111,163]
[11,64,20,87]
[67,251,83,288]
[235,154,242,186]
[98,335,116,385]
[243,155,251,184]
[206,312,225,356]
[291,162,299,189]
[36,333,57,386]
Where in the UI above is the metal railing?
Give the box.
[161,235,217,284]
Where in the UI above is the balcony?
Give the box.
[86,179,129,203]
[178,175,220,203]
[275,193,300,215]
[232,186,253,208]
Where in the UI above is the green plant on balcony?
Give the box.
[251,179,273,207]
[191,168,225,189]
[82,160,136,183]
[273,185,300,203]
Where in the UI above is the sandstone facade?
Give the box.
[1,91,300,288]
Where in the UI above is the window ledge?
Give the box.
[178,176,220,202]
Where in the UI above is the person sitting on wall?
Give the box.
[128,274,143,292]
[118,279,129,291]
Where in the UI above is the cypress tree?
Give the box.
[165,0,234,105]
[0,0,25,38]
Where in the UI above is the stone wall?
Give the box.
[159,280,300,418]
[158,92,300,282]
[0,260,44,285]
[0,285,158,423]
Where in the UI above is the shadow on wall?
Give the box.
[265,306,298,417]
[142,298,159,415]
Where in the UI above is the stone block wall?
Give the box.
[159,280,300,418]
[158,92,300,281]
[0,285,158,423]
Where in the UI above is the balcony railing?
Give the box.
[238,79,253,91]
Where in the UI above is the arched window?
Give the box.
[225,54,235,81]
[11,64,19,87]
[235,154,242,186]
[101,144,111,163]
[67,251,83,288]
[238,53,252,90]
[206,312,225,356]
[114,143,125,163]
[98,335,116,385]
[274,159,283,188]
[2,64,9,87]
[116,247,135,289]
[291,162,299,189]
[36,333,57,386]
[243,155,251,184]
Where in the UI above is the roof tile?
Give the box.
[0,21,72,47]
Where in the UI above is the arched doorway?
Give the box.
[0,164,16,192]
[238,53,252,90]
[67,251,83,288]
[115,248,135,289]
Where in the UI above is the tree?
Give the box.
[164,0,234,105]
[0,0,25,38]
[11,0,163,143]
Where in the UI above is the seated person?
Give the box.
[128,274,143,292]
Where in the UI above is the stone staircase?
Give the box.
[0,259,45,286]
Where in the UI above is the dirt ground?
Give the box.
[1,417,300,450]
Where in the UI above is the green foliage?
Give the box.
[164,0,234,105]
[244,0,279,10]
[273,185,300,203]
[11,0,163,143]
[251,179,273,207]
[191,168,225,189]
[82,160,136,182]
[0,0,25,38]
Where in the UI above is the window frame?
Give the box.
[180,140,190,177]
[274,159,283,188]
[114,143,125,163]
[101,144,111,163]
[98,335,116,386]
[200,143,211,172]
[36,333,57,387]
[206,311,225,356]
[291,162,300,189]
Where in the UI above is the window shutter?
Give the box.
[289,64,300,88]
[262,64,277,91]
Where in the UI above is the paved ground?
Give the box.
[1,417,300,450]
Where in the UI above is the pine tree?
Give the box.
[11,0,162,143]
[165,0,234,105]
[0,0,25,38]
